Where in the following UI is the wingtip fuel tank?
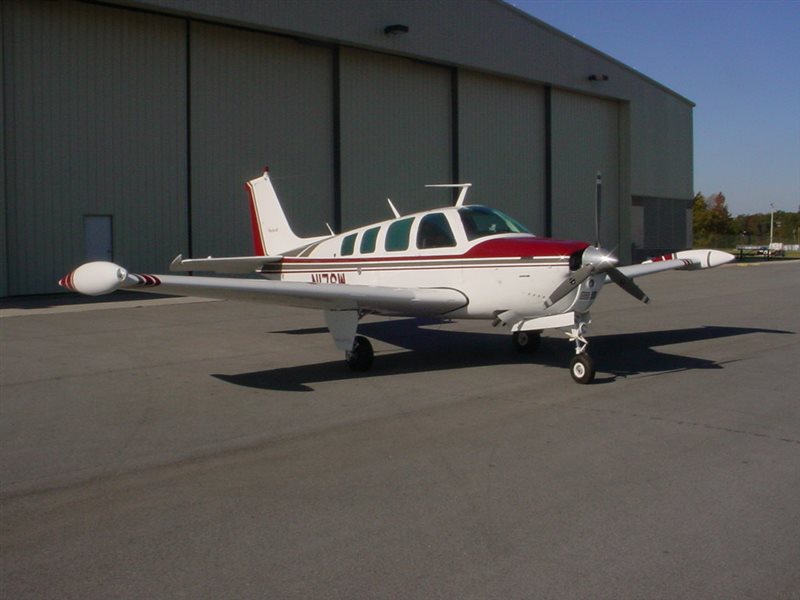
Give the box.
[59,261,129,296]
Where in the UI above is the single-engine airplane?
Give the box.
[60,168,734,383]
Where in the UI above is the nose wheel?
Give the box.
[566,316,595,384]
[569,354,595,384]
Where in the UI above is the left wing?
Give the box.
[59,261,468,316]
[611,249,734,281]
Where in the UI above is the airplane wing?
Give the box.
[169,254,282,274]
[59,261,468,316]
[611,249,734,280]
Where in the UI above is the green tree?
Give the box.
[693,192,734,247]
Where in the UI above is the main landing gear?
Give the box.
[346,335,374,372]
[566,318,595,384]
[512,330,541,354]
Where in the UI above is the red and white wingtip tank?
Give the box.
[59,167,734,383]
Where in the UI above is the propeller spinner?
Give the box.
[545,171,650,309]
[545,246,649,308]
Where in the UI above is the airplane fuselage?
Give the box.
[258,205,601,320]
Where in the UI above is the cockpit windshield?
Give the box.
[458,206,532,241]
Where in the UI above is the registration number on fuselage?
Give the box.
[311,273,347,284]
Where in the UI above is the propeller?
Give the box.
[607,267,650,304]
[545,246,617,307]
[544,172,650,308]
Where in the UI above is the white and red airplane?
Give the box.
[60,168,734,383]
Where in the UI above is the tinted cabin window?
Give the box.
[360,227,380,254]
[458,206,531,241]
[417,213,457,249]
[341,233,357,256]
[385,218,413,252]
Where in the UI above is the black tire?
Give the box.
[569,354,595,384]
[346,335,374,371]
[512,330,541,354]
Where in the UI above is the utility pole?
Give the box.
[769,203,775,260]
[769,203,775,247]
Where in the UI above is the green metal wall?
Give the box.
[3,0,188,295]
[338,48,453,229]
[1,0,694,296]
[189,22,335,256]
[551,90,621,248]
[457,71,546,234]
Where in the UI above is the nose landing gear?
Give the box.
[566,317,595,384]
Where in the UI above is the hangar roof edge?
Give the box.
[100,0,695,107]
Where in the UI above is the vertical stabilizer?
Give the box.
[245,169,327,256]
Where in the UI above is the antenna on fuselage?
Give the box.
[425,183,473,208]
[387,198,401,218]
[594,171,602,248]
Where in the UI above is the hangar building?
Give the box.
[1,0,694,296]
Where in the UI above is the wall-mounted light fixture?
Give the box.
[588,74,609,82]
[384,24,409,35]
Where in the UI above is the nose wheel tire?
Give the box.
[513,330,541,354]
[569,354,595,384]
[346,335,374,371]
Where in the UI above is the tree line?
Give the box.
[693,192,800,248]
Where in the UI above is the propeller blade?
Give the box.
[607,268,650,304]
[545,264,594,308]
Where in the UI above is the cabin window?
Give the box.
[458,206,531,241]
[360,227,380,254]
[385,218,414,252]
[417,213,457,249]
[341,233,357,256]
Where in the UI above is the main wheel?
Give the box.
[346,335,374,372]
[513,330,541,354]
[569,354,595,384]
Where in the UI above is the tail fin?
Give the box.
[245,168,327,256]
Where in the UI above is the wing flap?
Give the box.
[169,254,282,274]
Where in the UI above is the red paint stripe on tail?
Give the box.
[246,182,266,256]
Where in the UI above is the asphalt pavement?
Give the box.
[2,261,799,599]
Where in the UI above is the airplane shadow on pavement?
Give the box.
[213,318,794,392]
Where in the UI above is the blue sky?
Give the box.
[512,0,800,216]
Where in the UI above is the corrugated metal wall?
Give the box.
[3,0,187,294]
[551,90,620,247]
[0,3,7,297]
[630,87,694,200]
[2,0,691,296]
[339,48,452,228]
[634,196,691,254]
[457,71,546,234]
[189,23,335,256]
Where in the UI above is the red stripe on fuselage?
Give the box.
[278,237,588,266]
[462,237,588,259]
[262,236,588,279]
